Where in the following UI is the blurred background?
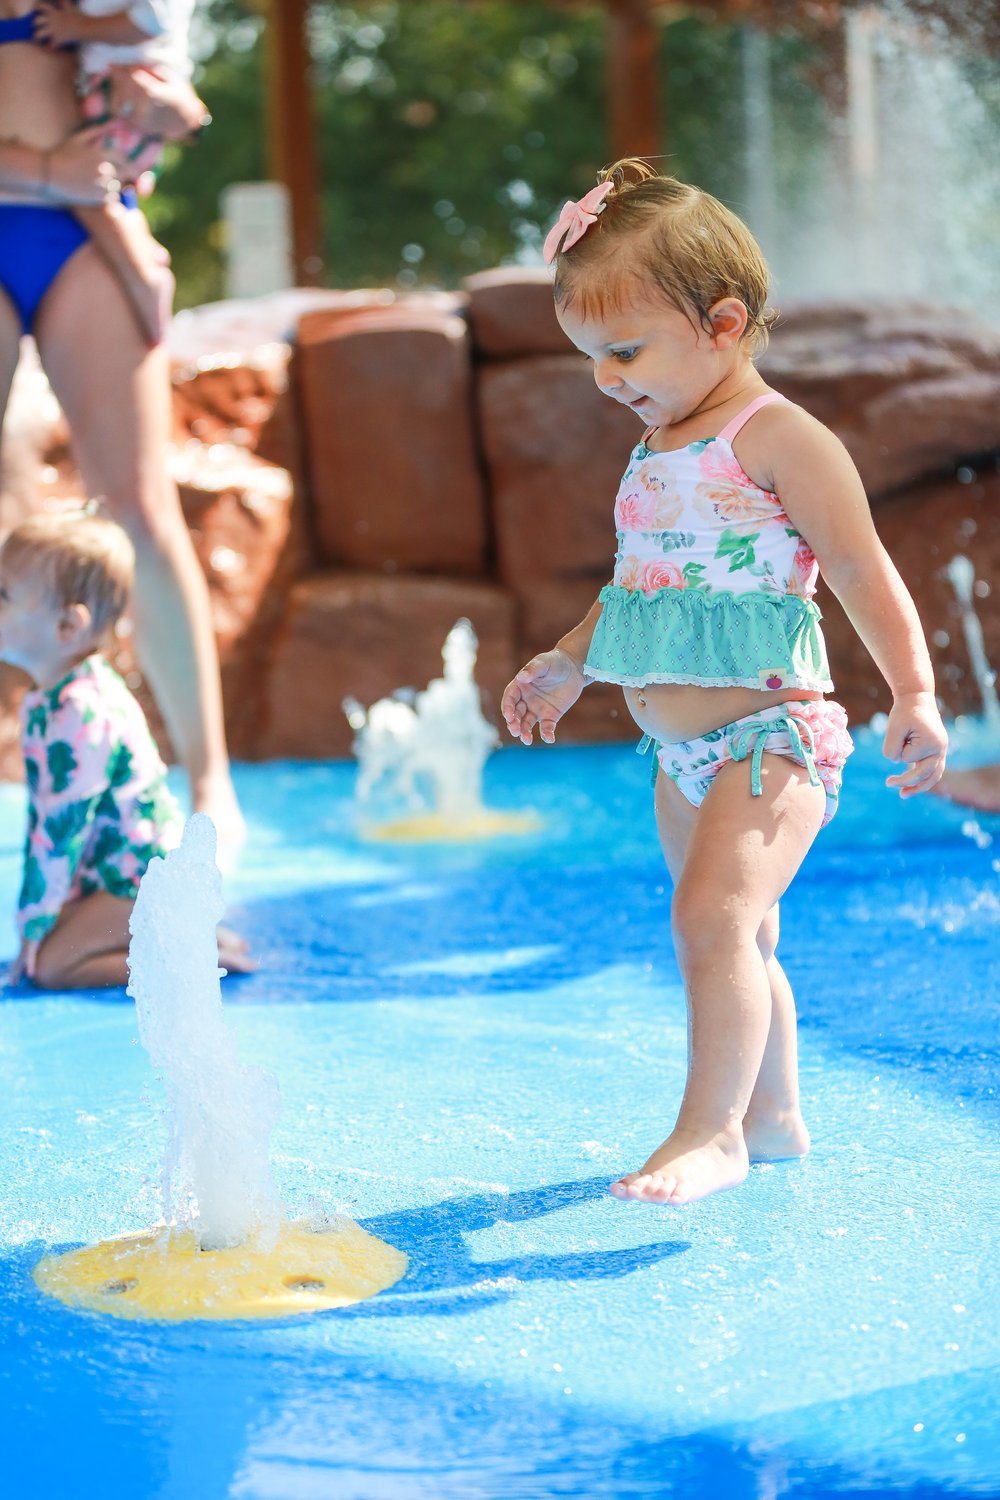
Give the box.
[3,0,1000,773]
[165,1,1000,313]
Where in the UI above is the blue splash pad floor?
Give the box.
[1,733,998,1500]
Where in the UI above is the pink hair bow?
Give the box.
[542,180,614,264]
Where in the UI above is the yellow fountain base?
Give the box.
[365,809,540,843]
[33,1215,408,1322]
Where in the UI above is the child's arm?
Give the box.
[502,600,603,745]
[760,407,948,797]
[33,0,162,50]
[75,199,174,346]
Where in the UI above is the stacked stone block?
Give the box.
[1,279,999,776]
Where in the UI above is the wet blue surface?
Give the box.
[0,733,998,1499]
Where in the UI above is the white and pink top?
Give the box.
[584,393,834,693]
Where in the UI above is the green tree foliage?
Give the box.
[151,1,825,307]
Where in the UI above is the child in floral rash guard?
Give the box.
[19,652,182,939]
[0,510,250,989]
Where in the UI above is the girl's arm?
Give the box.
[0,130,116,204]
[502,599,603,746]
[760,406,948,796]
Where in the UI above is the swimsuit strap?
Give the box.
[0,14,36,43]
[717,391,788,445]
[729,711,821,797]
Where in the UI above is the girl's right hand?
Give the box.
[44,127,120,205]
[501,648,587,745]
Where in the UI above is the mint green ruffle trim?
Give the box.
[585,584,834,691]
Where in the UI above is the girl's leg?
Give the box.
[31,244,244,851]
[32,892,134,989]
[613,755,824,1204]
[743,905,811,1161]
[651,773,809,1164]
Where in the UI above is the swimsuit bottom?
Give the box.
[0,203,89,334]
[639,698,854,827]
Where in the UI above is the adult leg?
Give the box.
[32,244,244,851]
[613,754,825,1204]
[651,771,810,1165]
[0,286,23,433]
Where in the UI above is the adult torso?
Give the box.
[0,0,80,198]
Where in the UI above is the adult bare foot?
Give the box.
[932,764,1000,814]
[194,775,247,872]
[217,924,255,975]
[610,1126,749,1205]
[742,1109,810,1163]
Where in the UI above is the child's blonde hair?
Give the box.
[0,510,134,639]
[552,158,777,356]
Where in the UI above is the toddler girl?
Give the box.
[32,0,199,344]
[0,510,250,989]
[502,160,948,1205]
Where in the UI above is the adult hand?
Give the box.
[32,0,82,49]
[106,64,209,141]
[45,127,120,205]
[502,648,588,746]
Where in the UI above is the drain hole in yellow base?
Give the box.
[34,1216,407,1322]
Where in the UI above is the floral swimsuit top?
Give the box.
[584,392,833,693]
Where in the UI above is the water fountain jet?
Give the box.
[33,815,407,1321]
[345,618,538,842]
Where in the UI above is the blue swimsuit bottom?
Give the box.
[0,205,90,333]
[0,13,91,333]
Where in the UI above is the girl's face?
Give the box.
[0,560,66,683]
[555,294,747,430]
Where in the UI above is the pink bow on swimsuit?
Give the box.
[542,180,614,264]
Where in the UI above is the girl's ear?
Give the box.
[707,298,749,347]
[57,602,93,644]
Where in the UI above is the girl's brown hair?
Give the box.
[552,158,777,356]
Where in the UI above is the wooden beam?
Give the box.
[606,0,662,160]
[265,0,323,284]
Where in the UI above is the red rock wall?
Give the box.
[2,280,999,775]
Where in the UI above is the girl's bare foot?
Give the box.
[743,1109,810,1163]
[610,1126,749,1205]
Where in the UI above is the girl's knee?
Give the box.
[670,882,730,959]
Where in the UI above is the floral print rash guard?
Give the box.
[17,654,182,942]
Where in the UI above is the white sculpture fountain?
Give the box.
[345,618,537,841]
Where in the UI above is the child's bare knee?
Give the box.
[670,883,724,958]
[29,953,66,990]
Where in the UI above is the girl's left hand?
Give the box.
[32,1,81,49]
[883,691,948,797]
